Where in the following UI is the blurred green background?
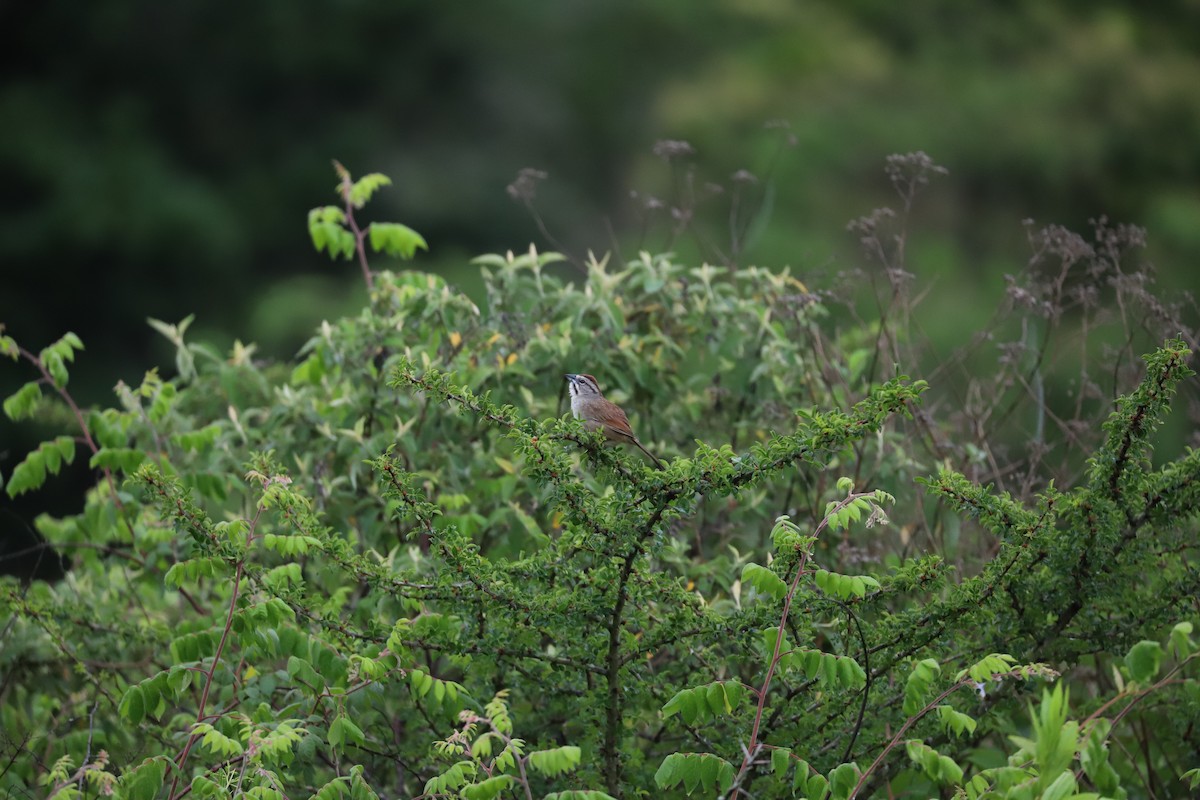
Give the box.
[3,0,1199,512]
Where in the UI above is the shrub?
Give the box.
[1,161,1197,799]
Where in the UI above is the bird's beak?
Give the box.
[564,373,576,381]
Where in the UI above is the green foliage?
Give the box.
[528,746,583,777]
[3,380,42,421]
[812,568,881,600]
[309,163,427,278]
[0,333,18,361]
[779,648,866,689]
[1183,768,1200,791]
[741,561,787,600]
[654,752,735,795]
[118,758,167,800]
[904,658,941,715]
[768,748,830,799]
[5,434,75,497]
[662,681,747,725]
[1079,720,1123,800]
[328,714,365,750]
[347,172,391,208]
[369,222,428,260]
[88,446,146,472]
[1123,640,1163,684]
[192,722,245,758]
[821,490,892,534]
[309,206,355,260]
[39,332,84,388]
[827,761,861,800]
[936,704,977,738]
[905,739,963,786]
[958,653,1019,684]
[416,691,596,797]
[2,166,1198,800]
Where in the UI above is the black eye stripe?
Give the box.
[566,374,601,394]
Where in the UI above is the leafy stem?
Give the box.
[167,503,263,800]
[733,489,881,794]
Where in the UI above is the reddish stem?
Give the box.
[167,507,261,800]
[338,172,374,291]
[733,492,874,794]
[18,345,130,521]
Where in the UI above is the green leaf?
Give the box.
[1040,769,1078,800]
[4,451,43,496]
[770,515,805,549]
[1124,640,1163,683]
[196,723,243,757]
[771,748,791,779]
[263,533,320,556]
[290,353,325,386]
[781,649,865,689]
[169,631,214,663]
[936,704,977,737]
[937,755,963,785]
[191,775,222,798]
[287,656,326,693]
[245,788,283,800]
[654,753,734,796]
[38,333,82,388]
[1182,767,1200,790]
[662,681,746,725]
[164,557,221,589]
[89,447,146,472]
[527,745,581,777]
[906,740,964,785]
[836,656,864,687]
[87,409,126,448]
[802,772,830,800]
[172,423,222,453]
[904,658,940,716]
[146,380,177,423]
[6,437,76,497]
[410,669,433,697]
[742,562,788,600]
[1080,719,1120,795]
[328,715,364,750]
[827,762,860,800]
[263,562,303,591]
[813,569,880,600]
[705,682,725,715]
[310,776,351,800]
[307,209,356,260]
[119,685,146,725]
[308,205,345,226]
[368,222,428,260]
[957,653,1016,684]
[423,761,476,795]
[3,381,42,421]
[349,172,392,207]
[1168,621,1194,659]
[118,758,167,800]
[461,775,515,800]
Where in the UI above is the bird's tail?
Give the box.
[634,439,665,470]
